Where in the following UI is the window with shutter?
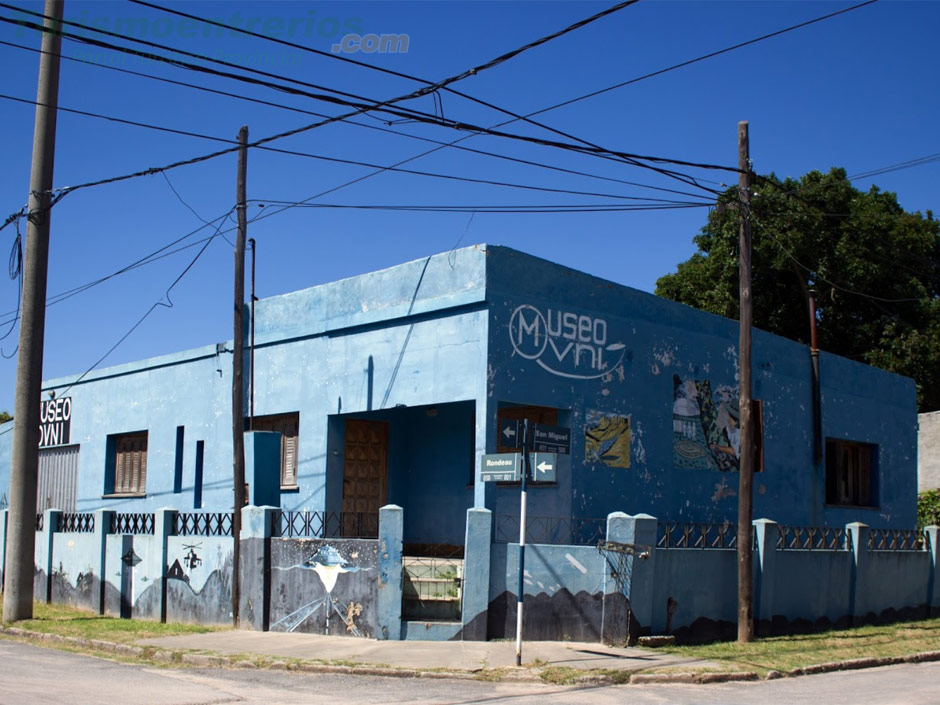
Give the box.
[110,431,148,495]
[252,412,300,488]
[825,438,876,507]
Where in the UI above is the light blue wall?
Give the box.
[0,244,917,530]
[482,246,917,528]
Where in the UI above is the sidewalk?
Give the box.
[139,630,710,675]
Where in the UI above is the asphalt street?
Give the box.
[2,638,939,705]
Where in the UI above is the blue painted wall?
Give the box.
[0,244,917,531]
[482,246,917,528]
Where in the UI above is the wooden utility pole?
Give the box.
[3,0,64,623]
[231,126,248,627]
[736,121,754,643]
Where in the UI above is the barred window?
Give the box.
[825,438,876,507]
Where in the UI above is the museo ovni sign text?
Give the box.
[508,305,626,380]
[39,396,71,448]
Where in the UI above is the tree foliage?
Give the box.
[0,411,10,424]
[655,168,940,411]
[918,489,940,531]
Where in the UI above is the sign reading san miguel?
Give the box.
[508,305,626,380]
[39,396,71,448]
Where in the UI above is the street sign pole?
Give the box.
[516,418,530,667]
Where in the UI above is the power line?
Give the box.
[849,151,940,180]
[0,92,713,205]
[1,7,738,186]
[0,35,711,202]
[524,0,880,120]
[249,200,708,213]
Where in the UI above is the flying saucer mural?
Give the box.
[269,540,377,638]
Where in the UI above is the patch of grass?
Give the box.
[654,617,940,675]
[538,666,581,684]
[3,601,225,644]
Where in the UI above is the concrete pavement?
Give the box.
[139,629,710,674]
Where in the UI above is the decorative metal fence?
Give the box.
[493,515,606,546]
[58,512,95,533]
[110,513,155,535]
[657,521,741,549]
[868,528,924,551]
[174,512,233,537]
[776,525,850,550]
[274,510,379,539]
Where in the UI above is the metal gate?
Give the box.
[37,445,79,513]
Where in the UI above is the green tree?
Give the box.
[0,411,11,424]
[655,168,940,411]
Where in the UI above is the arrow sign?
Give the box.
[529,452,557,482]
[499,419,522,449]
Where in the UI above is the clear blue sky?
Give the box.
[0,0,937,412]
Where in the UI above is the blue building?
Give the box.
[0,244,918,541]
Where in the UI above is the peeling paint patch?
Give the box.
[565,553,588,574]
[712,478,737,502]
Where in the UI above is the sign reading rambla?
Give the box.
[508,305,626,380]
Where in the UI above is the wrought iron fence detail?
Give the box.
[868,528,924,551]
[110,513,155,535]
[402,556,463,622]
[35,513,44,531]
[174,512,233,537]
[776,525,850,550]
[59,513,95,533]
[493,515,606,546]
[274,510,379,539]
[657,521,740,549]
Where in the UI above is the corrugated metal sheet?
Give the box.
[37,444,79,512]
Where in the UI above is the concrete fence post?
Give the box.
[93,509,114,614]
[752,518,778,635]
[460,507,492,641]
[0,509,7,591]
[377,504,403,640]
[847,522,870,623]
[925,525,939,617]
[240,505,277,630]
[602,512,657,644]
[39,508,61,603]
[154,508,177,623]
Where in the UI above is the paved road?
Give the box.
[2,638,939,705]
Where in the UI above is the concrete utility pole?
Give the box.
[736,120,754,643]
[231,126,248,627]
[3,0,64,623]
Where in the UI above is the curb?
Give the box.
[2,625,939,686]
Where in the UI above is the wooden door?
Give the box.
[342,419,388,536]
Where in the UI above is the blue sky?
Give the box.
[0,0,937,412]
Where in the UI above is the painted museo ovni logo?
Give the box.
[39,396,71,448]
[508,305,626,380]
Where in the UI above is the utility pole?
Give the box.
[231,126,248,627]
[736,120,754,643]
[3,0,64,624]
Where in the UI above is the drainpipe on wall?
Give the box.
[809,290,823,465]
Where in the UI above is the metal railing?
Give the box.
[274,510,379,539]
[493,515,606,546]
[868,528,924,551]
[777,525,850,550]
[657,521,741,549]
[58,512,95,533]
[174,512,233,537]
[110,513,155,535]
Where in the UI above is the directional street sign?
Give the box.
[497,419,570,454]
[530,452,557,482]
[499,419,522,449]
[481,453,521,482]
[532,424,570,454]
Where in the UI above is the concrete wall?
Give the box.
[483,246,917,528]
[919,411,940,492]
